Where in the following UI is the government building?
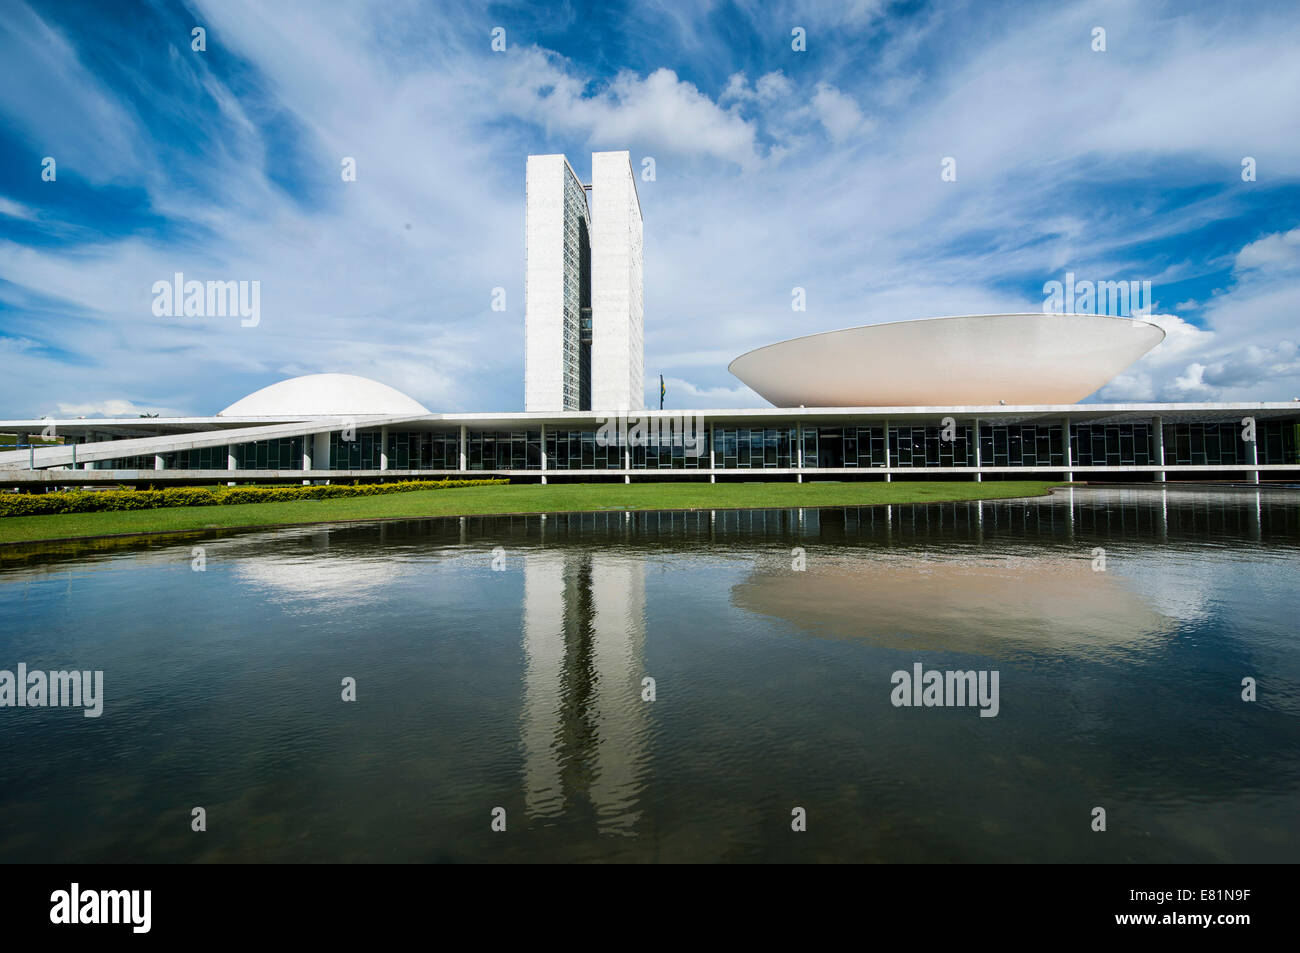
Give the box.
[2,153,1297,487]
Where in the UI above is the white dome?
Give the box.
[218,374,430,417]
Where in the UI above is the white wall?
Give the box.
[524,155,568,412]
[590,151,644,412]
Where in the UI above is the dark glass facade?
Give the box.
[715,428,797,469]
[316,420,1300,471]
[234,437,302,470]
[543,429,621,470]
[165,445,230,469]
[898,425,977,467]
[1162,420,1298,466]
[1071,423,1152,467]
[89,417,1300,474]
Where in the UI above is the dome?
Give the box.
[218,374,430,417]
[727,313,1165,407]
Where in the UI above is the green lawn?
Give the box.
[0,480,1063,545]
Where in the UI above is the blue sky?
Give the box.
[1,0,1298,417]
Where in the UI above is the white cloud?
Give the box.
[661,376,762,408]
[0,196,36,221]
[1235,228,1300,273]
[722,70,793,105]
[498,56,761,167]
[810,82,869,142]
[1101,227,1300,402]
[55,398,184,418]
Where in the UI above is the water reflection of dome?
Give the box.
[732,554,1175,656]
[234,555,404,599]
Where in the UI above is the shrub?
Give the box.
[0,479,508,517]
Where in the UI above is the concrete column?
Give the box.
[303,435,313,471]
[379,426,389,471]
[1061,417,1072,482]
[227,444,237,470]
[459,426,467,471]
[624,441,631,484]
[795,422,802,483]
[1152,416,1166,483]
[540,424,547,485]
[883,419,891,482]
[314,432,331,475]
[973,417,982,482]
[710,423,717,484]
[1247,421,1259,484]
[154,454,164,471]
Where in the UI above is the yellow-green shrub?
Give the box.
[0,479,508,517]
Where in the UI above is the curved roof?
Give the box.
[218,374,430,417]
[728,313,1165,407]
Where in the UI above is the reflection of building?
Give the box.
[732,547,1174,656]
[521,550,649,835]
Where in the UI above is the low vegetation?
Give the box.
[0,480,1063,545]
[0,479,508,517]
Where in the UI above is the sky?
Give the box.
[0,0,1297,418]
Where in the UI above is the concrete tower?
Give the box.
[590,151,644,412]
[524,154,590,412]
[524,151,643,413]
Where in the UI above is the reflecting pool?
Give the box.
[1,487,1297,862]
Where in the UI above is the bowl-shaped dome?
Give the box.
[728,313,1165,407]
[218,373,430,417]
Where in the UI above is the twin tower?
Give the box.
[524,152,644,413]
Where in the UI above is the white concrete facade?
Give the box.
[729,313,1166,407]
[219,373,429,417]
[590,151,644,413]
[524,155,589,412]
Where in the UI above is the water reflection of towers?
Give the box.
[521,550,649,836]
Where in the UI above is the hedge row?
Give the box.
[0,479,509,517]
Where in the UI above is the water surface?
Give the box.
[1,487,1297,862]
